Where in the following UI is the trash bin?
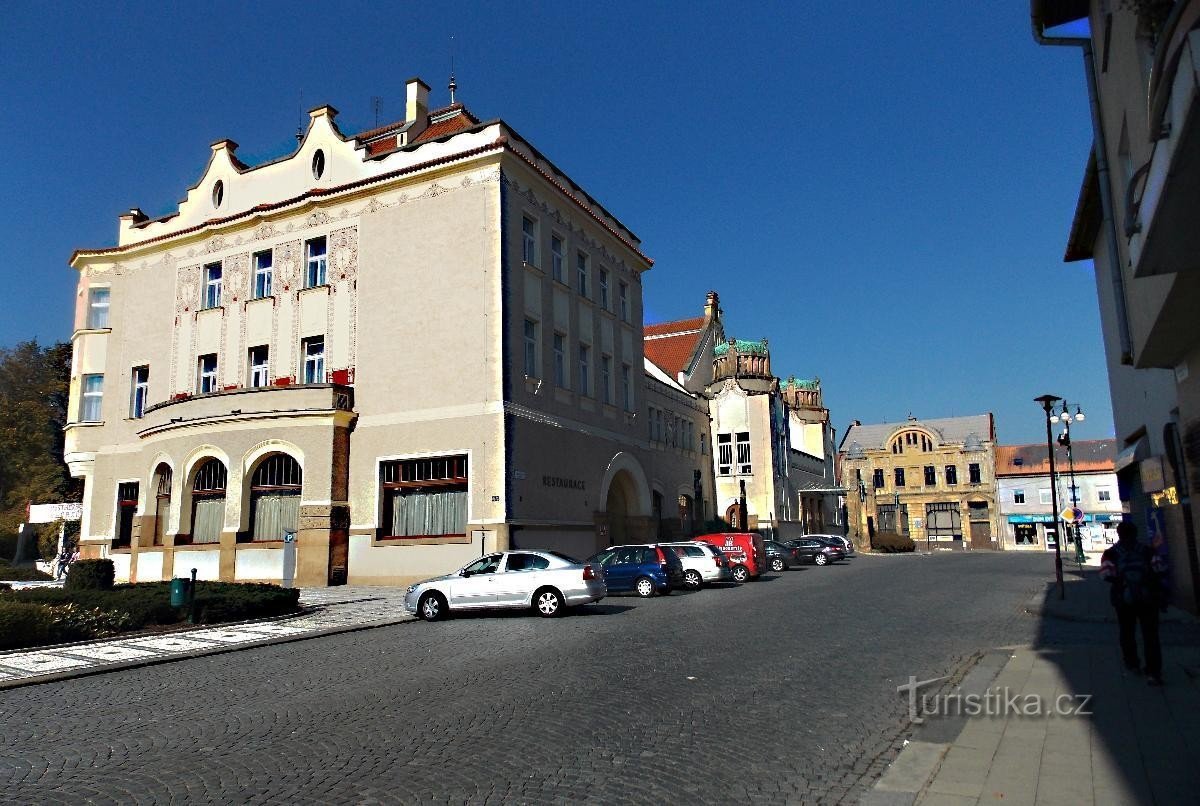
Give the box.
[170,577,191,607]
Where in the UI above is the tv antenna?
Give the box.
[371,95,383,127]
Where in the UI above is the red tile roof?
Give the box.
[644,316,703,337]
[644,317,706,377]
[995,439,1117,476]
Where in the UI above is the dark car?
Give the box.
[784,538,842,566]
[763,540,799,572]
[586,544,686,597]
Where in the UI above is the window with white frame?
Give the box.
[253,250,273,298]
[523,217,538,266]
[600,354,612,404]
[523,319,538,377]
[203,263,222,309]
[86,287,110,329]
[1097,487,1112,502]
[618,281,629,322]
[305,237,327,287]
[197,354,218,394]
[550,234,562,281]
[578,343,590,396]
[599,269,610,310]
[717,433,733,475]
[1013,488,1026,504]
[576,251,588,297]
[248,345,269,387]
[553,333,566,388]
[302,336,325,384]
[380,455,468,538]
[621,363,632,411]
[1039,489,1052,505]
[80,374,104,421]
[736,431,751,474]
[130,366,149,419]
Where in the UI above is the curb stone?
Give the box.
[859,649,1011,805]
[0,610,415,692]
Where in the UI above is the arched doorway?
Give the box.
[678,494,694,537]
[725,502,741,530]
[151,463,172,546]
[247,454,302,542]
[606,472,635,544]
[190,458,227,544]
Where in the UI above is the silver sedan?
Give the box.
[403,550,607,621]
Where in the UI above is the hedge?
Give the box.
[872,531,917,553]
[0,581,301,650]
[0,560,53,582]
[64,559,115,591]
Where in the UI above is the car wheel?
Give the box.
[635,576,656,598]
[731,565,750,583]
[771,557,785,573]
[683,570,703,590]
[814,553,828,566]
[418,592,446,621]
[534,587,564,617]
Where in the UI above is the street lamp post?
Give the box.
[1054,401,1087,566]
[1035,395,1066,600]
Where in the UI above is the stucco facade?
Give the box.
[1034,0,1200,612]
[65,79,711,587]
[840,415,1001,550]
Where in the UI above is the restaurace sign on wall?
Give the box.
[542,476,586,491]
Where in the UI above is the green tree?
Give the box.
[0,341,79,558]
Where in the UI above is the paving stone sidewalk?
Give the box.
[0,586,412,689]
[865,571,1200,805]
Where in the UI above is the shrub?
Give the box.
[64,559,115,591]
[0,559,53,582]
[872,531,916,553]
[0,601,52,650]
[45,603,138,642]
[193,583,301,624]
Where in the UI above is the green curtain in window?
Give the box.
[391,489,467,537]
[193,497,225,544]
[252,493,300,541]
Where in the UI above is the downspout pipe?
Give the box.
[1032,4,1136,365]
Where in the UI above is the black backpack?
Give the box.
[1115,543,1157,606]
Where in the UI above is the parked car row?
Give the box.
[403,532,853,621]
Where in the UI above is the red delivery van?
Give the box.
[693,532,765,583]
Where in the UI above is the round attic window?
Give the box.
[312,149,326,180]
[212,180,224,209]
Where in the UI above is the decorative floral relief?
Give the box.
[253,223,277,241]
[330,227,358,281]
[275,240,302,291]
[306,211,332,227]
[203,236,227,254]
[224,253,249,302]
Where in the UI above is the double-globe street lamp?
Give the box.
[1035,395,1067,600]
[1051,400,1088,566]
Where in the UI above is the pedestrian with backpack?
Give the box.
[1100,521,1168,685]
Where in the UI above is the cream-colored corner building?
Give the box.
[1032,0,1200,613]
[65,78,711,586]
[643,294,841,540]
[839,415,1001,550]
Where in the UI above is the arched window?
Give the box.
[152,464,172,546]
[190,459,227,544]
[893,431,933,454]
[249,454,302,542]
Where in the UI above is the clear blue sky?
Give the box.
[0,1,1105,445]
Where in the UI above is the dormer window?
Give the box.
[312,150,326,180]
[212,180,224,209]
[892,430,932,454]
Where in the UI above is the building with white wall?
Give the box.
[1032,0,1200,612]
[995,440,1121,556]
[65,78,710,586]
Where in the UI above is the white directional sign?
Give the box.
[26,502,83,524]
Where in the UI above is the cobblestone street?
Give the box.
[0,554,1071,803]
